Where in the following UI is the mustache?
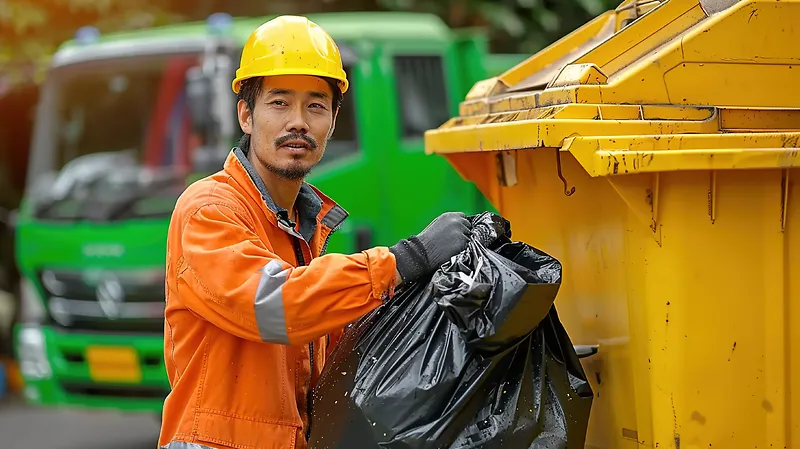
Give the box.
[274,133,318,150]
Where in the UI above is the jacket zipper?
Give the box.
[291,237,314,442]
[288,219,344,442]
[319,219,345,257]
[319,224,344,362]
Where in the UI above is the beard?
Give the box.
[261,157,312,180]
[252,133,326,181]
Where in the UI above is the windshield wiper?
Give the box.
[87,173,184,221]
[33,176,105,220]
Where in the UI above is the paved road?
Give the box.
[0,396,160,449]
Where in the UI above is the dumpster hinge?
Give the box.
[608,173,662,246]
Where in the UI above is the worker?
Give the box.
[158,15,472,449]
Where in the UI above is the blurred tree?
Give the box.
[0,0,622,92]
[0,0,183,91]
[372,0,619,53]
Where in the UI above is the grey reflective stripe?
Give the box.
[254,259,291,344]
[161,442,219,449]
[321,204,348,230]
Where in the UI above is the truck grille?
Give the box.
[38,268,165,334]
[61,382,170,400]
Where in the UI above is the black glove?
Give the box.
[389,212,472,284]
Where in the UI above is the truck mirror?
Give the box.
[0,208,17,231]
[185,67,214,133]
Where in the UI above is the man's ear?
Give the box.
[327,108,339,139]
[237,99,253,135]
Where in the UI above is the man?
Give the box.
[158,15,472,449]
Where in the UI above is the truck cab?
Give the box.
[13,12,525,414]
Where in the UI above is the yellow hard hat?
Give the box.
[232,15,349,95]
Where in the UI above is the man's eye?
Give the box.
[271,100,288,106]
[310,103,326,109]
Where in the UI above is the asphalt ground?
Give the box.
[0,394,161,449]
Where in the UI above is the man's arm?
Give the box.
[177,202,396,346]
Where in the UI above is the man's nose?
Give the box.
[285,105,309,134]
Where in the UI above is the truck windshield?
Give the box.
[28,52,205,221]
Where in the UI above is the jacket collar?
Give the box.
[225,147,348,242]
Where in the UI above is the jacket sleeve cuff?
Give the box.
[388,236,428,283]
[363,247,397,301]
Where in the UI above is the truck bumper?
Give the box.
[14,323,168,413]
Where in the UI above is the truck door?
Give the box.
[380,50,489,246]
[304,62,380,255]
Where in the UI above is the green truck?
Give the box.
[12,12,526,414]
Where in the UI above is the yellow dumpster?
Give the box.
[424,0,800,448]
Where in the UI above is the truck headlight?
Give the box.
[17,326,52,379]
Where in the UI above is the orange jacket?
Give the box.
[158,148,397,449]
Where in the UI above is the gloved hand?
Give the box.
[389,212,472,284]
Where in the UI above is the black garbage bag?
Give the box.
[309,212,593,449]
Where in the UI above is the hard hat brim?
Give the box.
[232,68,349,95]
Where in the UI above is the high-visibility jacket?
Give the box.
[158,148,397,449]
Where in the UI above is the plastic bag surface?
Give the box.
[309,212,593,449]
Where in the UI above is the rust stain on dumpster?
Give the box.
[691,411,707,425]
[782,135,800,148]
[748,8,759,24]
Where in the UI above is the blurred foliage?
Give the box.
[0,0,183,90]
[0,0,622,91]
[374,0,619,53]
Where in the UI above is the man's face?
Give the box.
[238,75,337,180]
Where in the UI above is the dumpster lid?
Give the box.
[425,0,799,182]
[504,9,616,93]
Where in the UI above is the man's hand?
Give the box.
[390,212,472,285]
